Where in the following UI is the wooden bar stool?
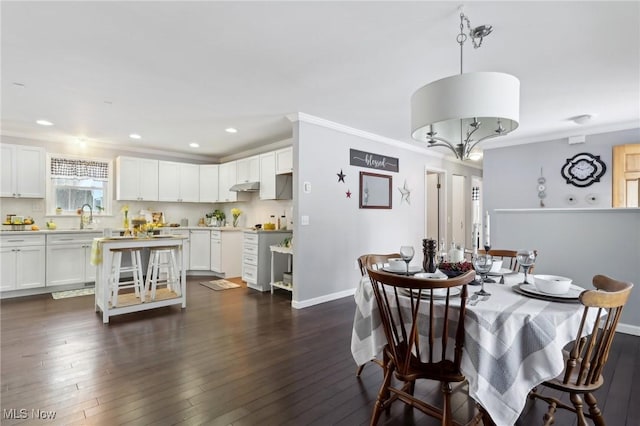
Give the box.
[109,247,145,307]
[145,246,181,301]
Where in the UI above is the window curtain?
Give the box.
[50,158,109,181]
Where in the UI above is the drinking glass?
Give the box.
[516,249,536,284]
[473,254,493,296]
[399,246,415,276]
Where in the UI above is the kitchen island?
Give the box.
[93,235,187,323]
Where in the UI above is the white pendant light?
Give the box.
[411,11,520,160]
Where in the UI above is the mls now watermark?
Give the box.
[3,408,57,420]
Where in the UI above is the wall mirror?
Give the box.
[359,171,392,209]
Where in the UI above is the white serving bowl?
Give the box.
[533,275,572,295]
[387,258,406,272]
[490,260,503,273]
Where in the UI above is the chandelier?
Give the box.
[411,11,520,160]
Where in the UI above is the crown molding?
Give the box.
[287,112,446,158]
[1,131,219,162]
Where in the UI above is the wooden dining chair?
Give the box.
[478,248,538,273]
[528,274,634,426]
[367,267,476,426]
[355,253,401,376]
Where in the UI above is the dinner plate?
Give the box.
[402,286,462,299]
[382,265,422,274]
[487,268,516,276]
[414,272,448,280]
[513,283,583,303]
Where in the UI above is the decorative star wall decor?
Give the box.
[399,180,411,204]
[337,169,346,183]
[346,190,352,198]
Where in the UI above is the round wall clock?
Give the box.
[560,152,606,187]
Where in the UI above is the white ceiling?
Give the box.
[2,1,639,160]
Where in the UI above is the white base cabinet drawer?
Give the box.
[242,264,257,284]
[243,244,258,256]
[242,253,258,266]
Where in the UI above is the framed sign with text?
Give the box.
[350,149,399,173]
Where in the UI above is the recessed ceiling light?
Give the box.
[129,133,142,139]
[189,142,200,148]
[570,114,594,125]
[225,127,238,133]
[36,119,53,126]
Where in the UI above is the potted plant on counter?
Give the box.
[211,209,225,227]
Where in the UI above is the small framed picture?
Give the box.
[359,172,392,209]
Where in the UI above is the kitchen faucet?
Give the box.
[80,204,93,229]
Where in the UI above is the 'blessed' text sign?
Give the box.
[350,149,399,172]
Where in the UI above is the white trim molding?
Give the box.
[292,288,355,309]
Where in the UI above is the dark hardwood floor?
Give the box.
[1,278,638,425]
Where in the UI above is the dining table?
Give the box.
[351,268,598,426]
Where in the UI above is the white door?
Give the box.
[210,238,221,273]
[158,161,181,201]
[259,152,276,200]
[0,247,16,291]
[199,165,219,202]
[15,146,45,198]
[451,175,466,249]
[189,230,211,270]
[117,156,142,200]
[17,246,46,289]
[46,244,85,286]
[178,163,200,202]
[138,159,159,201]
[425,171,443,243]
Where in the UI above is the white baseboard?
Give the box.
[292,288,356,309]
[617,322,640,336]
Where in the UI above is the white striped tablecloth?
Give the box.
[351,272,597,426]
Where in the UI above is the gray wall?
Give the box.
[484,128,640,332]
[291,118,480,307]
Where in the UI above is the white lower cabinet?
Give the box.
[166,229,190,271]
[242,230,292,292]
[211,230,243,277]
[189,229,211,270]
[0,234,46,291]
[46,232,101,287]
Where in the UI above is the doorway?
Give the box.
[425,169,445,247]
[451,175,466,248]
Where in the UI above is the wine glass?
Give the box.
[399,246,415,276]
[473,254,493,296]
[516,249,536,284]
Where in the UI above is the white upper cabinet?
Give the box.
[1,144,45,198]
[199,164,220,202]
[259,151,293,200]
[259,152,276,200]
[218,161,238,202]
[116,156,159,201]
[275,147,293,174]
[158,161,199,202]
[236,155,260,183]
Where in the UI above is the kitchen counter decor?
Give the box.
[231,208,242,227]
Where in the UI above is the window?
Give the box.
[47,155,112,215]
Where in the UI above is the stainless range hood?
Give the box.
[230,181,260,192]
